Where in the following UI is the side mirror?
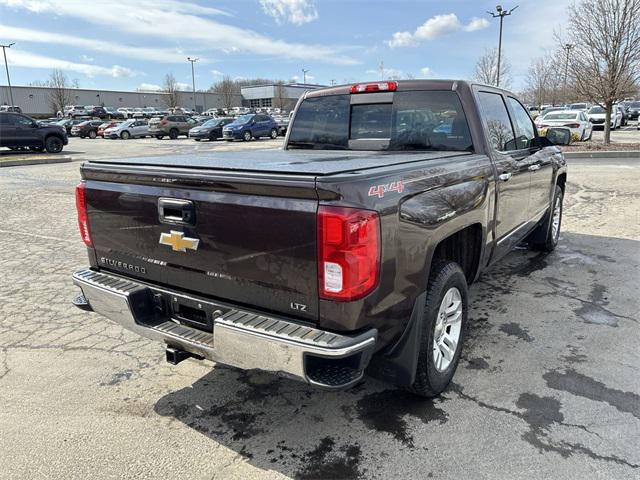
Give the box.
[544,127,572,146]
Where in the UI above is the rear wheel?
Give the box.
[194,138,201,141]
[243,130,252,141]
[89,130,97,139]
[209,133,217,141]
[44,136,64,153]
[270,128,278,139]
[408,261,468,398]
[120,130,131,140]
[169,128,179,140]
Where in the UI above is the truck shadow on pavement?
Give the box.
[153,232,639,479]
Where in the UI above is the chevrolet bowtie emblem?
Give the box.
[159,231,200,252]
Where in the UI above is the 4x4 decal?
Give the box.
[368,181,405,198]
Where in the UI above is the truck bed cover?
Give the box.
[88,149,467,176]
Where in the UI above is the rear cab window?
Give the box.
[287,90,473,152]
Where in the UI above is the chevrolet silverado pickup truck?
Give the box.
[72,80,568,397]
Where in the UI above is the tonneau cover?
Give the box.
[89,149,468,176]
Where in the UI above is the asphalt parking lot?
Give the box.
[0,144,638,479]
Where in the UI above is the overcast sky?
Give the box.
[0,0,570,92]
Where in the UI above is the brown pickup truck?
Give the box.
[72,80,568,397]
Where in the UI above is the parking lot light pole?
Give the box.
[302,68,309,84]
[487,5,518,87]
[1,42,15,107]
[563,43,574,100]
[187,57,198,113]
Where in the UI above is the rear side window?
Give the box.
[476,92,516,151]
[507,98,536,149]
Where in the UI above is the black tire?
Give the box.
[194,138,201,141]
[155,135,164,140]
[270,128,278,139]
[408,261,468,398]
[243,130,252,141]
[120,130,130,140]
[169,128,179,140]
[587,128,592,141]
[209,133,217,141]
[44,136,64,153]
[89,130,97,139]
[528,185,563,252]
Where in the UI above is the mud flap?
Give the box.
[366,292,426,387]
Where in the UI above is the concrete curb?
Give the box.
[564,150,640,159]
[0,156,73,167]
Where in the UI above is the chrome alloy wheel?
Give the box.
[551,196,561,242]
[433,287,463,372]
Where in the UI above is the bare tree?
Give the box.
[564,0,640,144]
[162,73,181,109]
[212,75,238,111]
[473,48,512,88]
[526,58,553,108]
[47,69,73,116]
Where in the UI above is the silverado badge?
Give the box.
[159,231,200,252]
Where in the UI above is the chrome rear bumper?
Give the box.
[72,268,376,389]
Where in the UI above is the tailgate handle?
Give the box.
[158,198,196,226]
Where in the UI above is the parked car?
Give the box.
[56,118,84,135]
[117,107,135,118]
[71,120,104,139]
[56,105,85,118]
[97,121,120,137]
[272,114,290,135]
[0,112,67,153]
[104,107,126,120]
[625,101,640,120]
[222,113,279,141]
[71,79,569,397]
[84,106,109,119]
[537,106,565,120]
[103,119,149,139]
[148,114,197,139]
[0,105,22,113]
[569,102,589,111]
[537,110,593,140]
[586,105,621,129]
[188,117,235,141]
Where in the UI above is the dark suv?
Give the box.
[0,112,68,153]
[222,113,279,141]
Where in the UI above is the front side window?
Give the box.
[14,115,35,127]
[476,92,515,151]
[507,97,536,149]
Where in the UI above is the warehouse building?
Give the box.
[0,83,323,117]
[240,83,325,111]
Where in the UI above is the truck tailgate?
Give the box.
[81,162,319,322]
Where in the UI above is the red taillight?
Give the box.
[350,81,397,94]
[564,123,580,128]
[318,206,380,301]
[160,119,168,125]
[75,182,92,247]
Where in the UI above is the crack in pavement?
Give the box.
[452,384,638,470]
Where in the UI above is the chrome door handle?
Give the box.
[498,172,512,181]
[528,164,541,171]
